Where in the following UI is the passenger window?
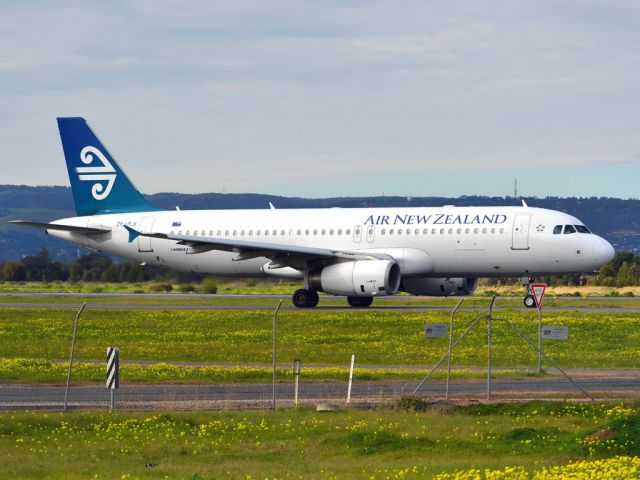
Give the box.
[415,229,419,235]
[346,229,351,235]
[224,230,229,236]
[201,230,205,236]
[241,230,245,236]
[321,229,326,235]
[491,228,495,234]
[217,230,221,236]
[482,228,487,234]
[553,225,562,234]
[280,230,285,236]
[423,228,428,235]
[440,228,445,234]
[257,230,261,236]
[465,228,470,234]
[390,229,394,235]
[448,228,453,234]
[398,229,402,235]
[178,230,182,235]
[233,230,237,236]
[406,228,411,235]
[249,230,253,236]
[338,229,342,235]
[313,229,318,235]
[297,229,302,236]
[186,230,190,236]
[456,228,462,235]
[432,228,436,235]
[289,230,294,236]
[330,229,334,235]
[305,229,310,235]
[563,225,576,234]
[381,229,386,235]
[500,228,504,234]
[474,228,478,234]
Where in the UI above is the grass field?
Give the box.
[1,401,638,479]
[0,305,638,383]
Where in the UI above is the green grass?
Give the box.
[0,402,637,479]
[0,307,638,383]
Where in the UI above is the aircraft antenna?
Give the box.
[514,179,518,198]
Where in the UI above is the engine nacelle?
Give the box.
[309,260,401,297]
[401,277,478,296]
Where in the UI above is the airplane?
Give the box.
[11,117,615,308]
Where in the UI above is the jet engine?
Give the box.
[308,260,401,297]
[401,277,478,296]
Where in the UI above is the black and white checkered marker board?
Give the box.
[106,347,119,389]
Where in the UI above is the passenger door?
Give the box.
[137,217,155,252]
[511,214,531,250]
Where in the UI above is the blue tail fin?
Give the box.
[57,117,160,216]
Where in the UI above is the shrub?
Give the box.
[148,283,173,293]
[178,284,196,293]
[395,395,429,412]
[200,277,218,294]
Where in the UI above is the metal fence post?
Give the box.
[64,303,86,412]
[272,300,282,411]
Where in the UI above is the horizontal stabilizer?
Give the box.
[10,220,111,235]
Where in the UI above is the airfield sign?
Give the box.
[425,324,448,337]
[530,283,547,309]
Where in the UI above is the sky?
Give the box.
[1,0,639,199]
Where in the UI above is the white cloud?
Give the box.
[0,0,638,197]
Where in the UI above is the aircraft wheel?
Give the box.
[308,290,319,307]
[347,296,373,308]
[292,289,318,308]
[523,294,536,308]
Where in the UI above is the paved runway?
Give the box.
[1,292,638,312]
[2,375,639,410]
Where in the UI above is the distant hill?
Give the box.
[1,185,637,263]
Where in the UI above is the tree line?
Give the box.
[0,248,638,287]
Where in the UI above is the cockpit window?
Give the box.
[575,225,591,233]
[553,225,562,235]
[563,225,576,234]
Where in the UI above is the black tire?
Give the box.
[523,294,536,308]
[308,290,319,307]
[347,296,373,308]
[292,289,318,308]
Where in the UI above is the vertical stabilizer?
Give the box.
[57,117,160,216]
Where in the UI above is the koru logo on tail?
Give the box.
[76,146,117,200]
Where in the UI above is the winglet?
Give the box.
[521,199,528,208]
[269,202,276,210]
[124,225,141,243]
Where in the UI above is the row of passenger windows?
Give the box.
[553,224,591,235]
[169,227,507,237]
[172,228,353,237]
[380,227,505,235]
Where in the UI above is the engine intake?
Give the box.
[309,260,401,297]
[401,277,478,296]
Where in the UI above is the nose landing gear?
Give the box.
[523,276,537,308]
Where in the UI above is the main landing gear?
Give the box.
[522,276,537,308]
[347,296,373,308]
[291,289,374,308]
[292,289,319,308]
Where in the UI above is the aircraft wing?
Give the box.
[10,220,111,235]
[124,226,389,269]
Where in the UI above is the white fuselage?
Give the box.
[48,205,614,280]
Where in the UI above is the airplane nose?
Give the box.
[593,237,615,266]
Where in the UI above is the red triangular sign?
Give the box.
[530,283,547,309]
